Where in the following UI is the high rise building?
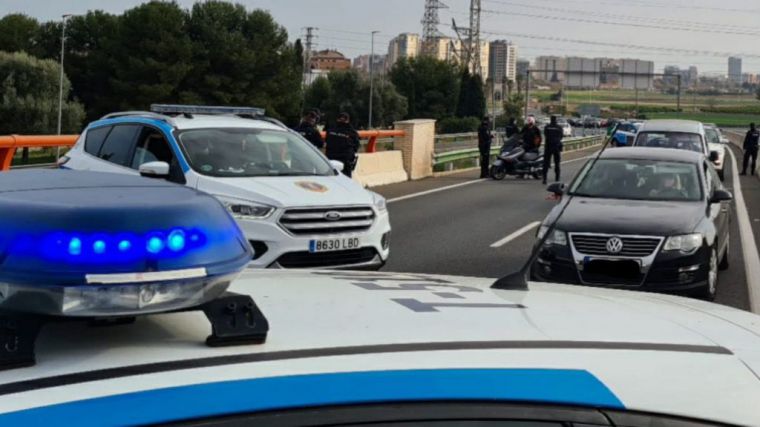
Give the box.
[516,60,530,79]
[619,59,654,90]
[533,56,653,89]
[353,54,387,75]
[729,57,742,84]
[688,66,699,86]
[387,33,422,69]
[488,40,518,83]
[534,56,566,82]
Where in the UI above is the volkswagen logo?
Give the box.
[324,211,342,221]
[606,237,624,254]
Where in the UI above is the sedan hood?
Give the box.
[557,197,704,236]
[197,175,374,208]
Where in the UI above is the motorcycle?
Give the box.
[489,137,544,181]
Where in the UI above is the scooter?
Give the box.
[490,137,544,180]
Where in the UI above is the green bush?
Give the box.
[437,116,481,134]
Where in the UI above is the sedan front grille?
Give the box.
[571,234,662,257]
[279,206,375,235]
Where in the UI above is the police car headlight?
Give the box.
[664,233,702,253]
[217,196,275,219]
[370,191,387,212]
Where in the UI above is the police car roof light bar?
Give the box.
[150,104,266,117]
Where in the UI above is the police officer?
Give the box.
[521,116,542,153]
[542,115,564,185]
[742,123,760,176]
[478,117,493,178]
[504,117,519,139]
[293,111,324,149]
[325,112,360,178]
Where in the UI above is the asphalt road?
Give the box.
[376,144,751,311]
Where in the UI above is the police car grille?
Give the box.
[571,235,661,257]
[279,207,375,235]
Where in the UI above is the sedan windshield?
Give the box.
[634,131,704,153]
[569,159,702,202]
[177,128,334,177]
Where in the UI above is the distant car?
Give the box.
[704,124,726,181]
[582,116,600,128]
[611,122,642,146]
[556,117,573,137]
[534,147,731,300]
[632,120,708,156]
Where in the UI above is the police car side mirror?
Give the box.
[546,182,565,196]
[139,161,170,178]
[709,151,719,163]
[329,160,345,172]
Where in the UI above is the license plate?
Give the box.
[584,258,640,279]
[309,237,360,253]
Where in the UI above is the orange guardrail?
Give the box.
[0,135,79,171]
[320,130,405,153]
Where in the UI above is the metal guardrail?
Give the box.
[433,135,604,167]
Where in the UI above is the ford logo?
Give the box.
[324,211,342,221]
[606,237,624,254]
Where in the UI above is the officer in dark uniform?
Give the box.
[478,117,493,178]
[293,111,324,149]
[742,123,760,175]
[504,117,519,140]
[542,115,564,185]
[521,116,542,153]
[325,112,360,178]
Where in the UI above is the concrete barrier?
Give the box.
[353,150,408,187]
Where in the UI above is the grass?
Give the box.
[646,112,760,128]
[533,90,759,108]
[11,148,67,167]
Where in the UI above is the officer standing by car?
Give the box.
[521,116,542,153]
[742,123,760,175]
[542,115,564,185]
[478,117,493,178]
[326,112,360,178]
[293,111,324,149]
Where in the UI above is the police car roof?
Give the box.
[2,270,760,425]
[89,113,285,132]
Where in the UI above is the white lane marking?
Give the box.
[388,154,594,204]
[490,221,542,248]
[727,147,760,313]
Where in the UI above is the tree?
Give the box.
[304,69,407,129]
[0,14,40,54]
[389,56,459,120]
[456,69,486,119]
[502,92,525,125]
[0,51,85,158]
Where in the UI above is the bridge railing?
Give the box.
[433,135,604,171]
[1,135,79,171]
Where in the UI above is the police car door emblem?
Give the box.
[606,237,624,254]
[324,211,342,221]
[295,181,328,193]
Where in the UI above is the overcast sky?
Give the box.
[2,0,760,75]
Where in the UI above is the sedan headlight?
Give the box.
[216,196,275,220]
[538,226,567,246]
[370,191,387,212]
[663,233,703,253]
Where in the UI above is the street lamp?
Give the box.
[368,30,380,129]
[57,14,73,137]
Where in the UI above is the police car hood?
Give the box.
[4,270,760,426]
[196,174,374,207]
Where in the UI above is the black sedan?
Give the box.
[532,147,732,300]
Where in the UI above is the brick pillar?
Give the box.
[393,119,436,180]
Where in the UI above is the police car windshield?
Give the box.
[177,128,333,177]
[569,159,703,202]
[634,132,704,153]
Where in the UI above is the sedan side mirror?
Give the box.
[139,161,170,178]
[710,189,733,204]
[329,160,345,172]
[546,182,565,196]
[709,151,720,163]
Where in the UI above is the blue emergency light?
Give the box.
[150,104,266,116]
[0,170,253,317]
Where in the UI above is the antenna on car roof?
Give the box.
[491,123,622,290]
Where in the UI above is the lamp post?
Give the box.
[56,14,73,160]
[368,30,380,129]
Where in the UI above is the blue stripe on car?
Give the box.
[0,368,624,426]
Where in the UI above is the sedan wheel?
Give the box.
[719,234,730,271]
[698,248,719,301]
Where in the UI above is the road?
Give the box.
[375,143,752,311]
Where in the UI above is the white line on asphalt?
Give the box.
[726,147,760,313]
[388,155,594,204]
[490,221,542,248]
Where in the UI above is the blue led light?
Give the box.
[167,230,186,252]
[118,240,132,252]
[93,240,106,254]
[146,237,164,254]
[68,238,82,256]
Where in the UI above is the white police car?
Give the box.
[61,105,391,270]
[1,269,759,426]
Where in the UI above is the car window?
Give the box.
[634,132,704,153]
[98,124,140,166]
[705,128,720,144]
[569,158,702,201]
[178,128,333,177]
[131,127,175,169]
[84,126,112,156]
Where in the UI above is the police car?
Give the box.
[2,269,759,426]
[61,105,391,270]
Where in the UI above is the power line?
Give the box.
[492,0,760,14]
